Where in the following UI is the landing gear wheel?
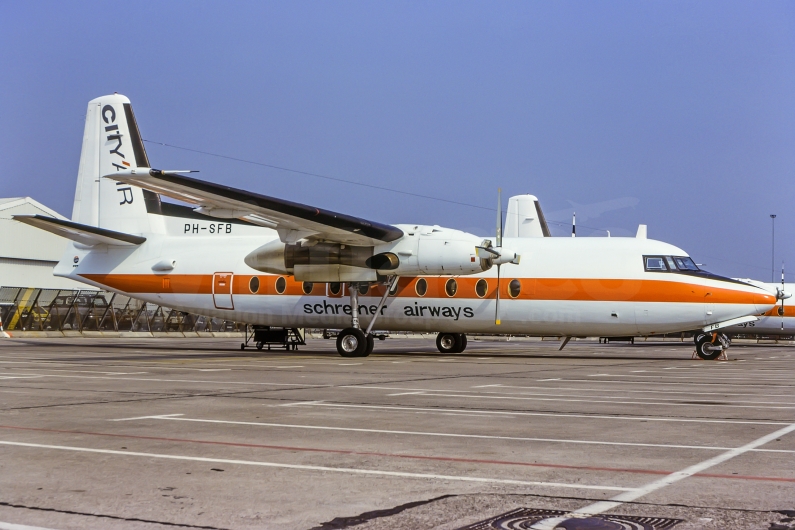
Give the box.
[458,333,467,353]
[362,334,374,357]
[694,332,722,360]
[337,328,367,357]
[436,332,458,353]
[436,332,466,353]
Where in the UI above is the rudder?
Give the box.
[71,94,156,233]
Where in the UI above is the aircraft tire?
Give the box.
[694,333,721,360]
[337,328,367,357]
[362,334,374,357]
[457,333,468,353]
[436,332,460,354]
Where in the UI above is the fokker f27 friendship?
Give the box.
[16,94,781,359]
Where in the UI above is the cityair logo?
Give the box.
[101,104,134,205]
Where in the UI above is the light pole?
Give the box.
[771,214,777,282]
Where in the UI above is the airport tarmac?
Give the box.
[0,337,793,530]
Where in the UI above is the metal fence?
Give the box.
[0,286,245,333]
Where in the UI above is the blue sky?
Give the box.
[1,1,793,280]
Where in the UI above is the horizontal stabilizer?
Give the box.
[13,215,146,247]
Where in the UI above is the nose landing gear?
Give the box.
[693,332,730,360]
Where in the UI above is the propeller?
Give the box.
[496,188,502,325]
[777,262,790,331]
[474,189,520,326]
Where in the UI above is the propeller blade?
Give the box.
[496,188,502,249]
[495,264,501,325]
[475,246,499,259]
[495,188,503,325]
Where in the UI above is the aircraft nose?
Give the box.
[755,291,777,314]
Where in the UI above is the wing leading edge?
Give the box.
[108,169,404,245]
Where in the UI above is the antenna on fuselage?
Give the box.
[571,212,576,237]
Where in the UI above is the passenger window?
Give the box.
[445,278,458,297]
[508,279,521,298]
[644,257,668,272]
[674,257,699,271]
[475,278,488,298]
[415,278,428,297]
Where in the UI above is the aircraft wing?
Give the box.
[13,215,147,246]
[109,169,404,245]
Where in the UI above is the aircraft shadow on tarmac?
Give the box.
[9,338,696,363]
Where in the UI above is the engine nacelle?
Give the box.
[379,225,489,276]
[244,225,493,282]
[244,239,378,282]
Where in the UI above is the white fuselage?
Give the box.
[56,213,776,337]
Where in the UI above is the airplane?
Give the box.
[724,278,794,336]
[14,94,779,360]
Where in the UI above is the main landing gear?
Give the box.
[693,331,730,360]
[436,332,468,354]
[335,277,396,358]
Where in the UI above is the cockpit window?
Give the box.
[665,256,677,270]
[644,256,668,272]
[674,256,699,271]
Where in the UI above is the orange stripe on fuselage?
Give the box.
[80,274,773,305]
[762,305,795,317]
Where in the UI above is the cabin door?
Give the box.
[213,272,234,310]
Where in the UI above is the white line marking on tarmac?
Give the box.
[588,373,795,382]
[495,383,794,399]
[387,391,426,396]
[112,414,795,453]
[3,374,324,386]
[110,414,185,421]
[0,521,59,530]
[531,421,795,529]
[0,440,631,492]
[274,366,304,369]
[340,386,795,409]
[270,400,326,407]
[469,389,793,406]
[296,402,790,425]
[524,378,795,388]
[39,369,150,375]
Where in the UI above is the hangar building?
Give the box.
[0,197,88,289]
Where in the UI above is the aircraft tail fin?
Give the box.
[71,94,158,233]
[504,195,551,238]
